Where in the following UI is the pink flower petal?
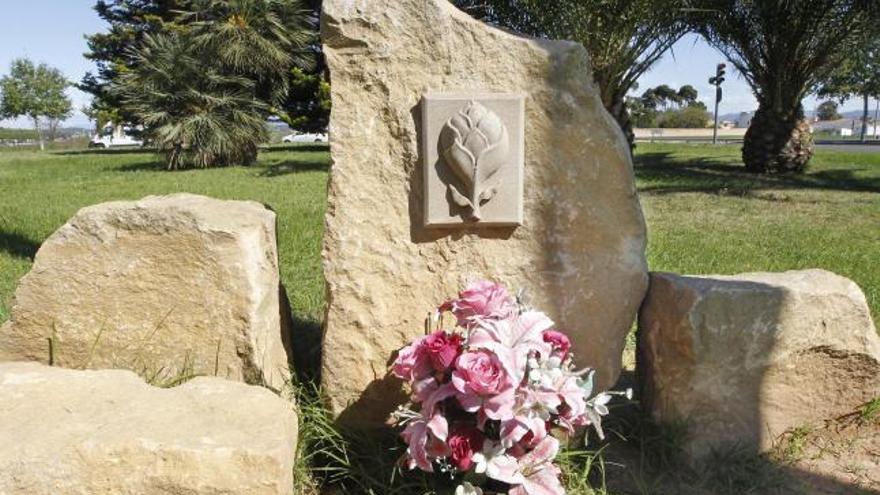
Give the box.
[521,436,559,467]
[486,453,523,485]
[482,386,516,421]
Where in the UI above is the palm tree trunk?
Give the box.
[742,103,814,173]
[608,97,635,151]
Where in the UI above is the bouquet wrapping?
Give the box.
[391,280,625,495]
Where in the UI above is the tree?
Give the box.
[626,96,658,127]
[181,0,316,111]
[115,33,269,169]
[81,1,184,124]
[0,59,72,150]
[455,0,688,148]
[657,105,710,128]
[82,0,327,132]
[690,0,879,173]
[677,84,699,106]
[817,32,880,141]
[282,66,331,132]
[816,100,841,121]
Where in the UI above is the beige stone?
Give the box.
[0,194,291,389]
[0,361,297,495]
[638,269,880,462]
[321,0,648,424]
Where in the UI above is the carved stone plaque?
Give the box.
[422,93,524,227]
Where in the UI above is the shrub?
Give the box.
[657,106,711,128]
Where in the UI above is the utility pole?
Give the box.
[709,63,726,144]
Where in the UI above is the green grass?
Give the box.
[637,143,880,320]
[0,128,38,140]
[1,142,879,494]
[0,145,329,326]
[2,143,877,324]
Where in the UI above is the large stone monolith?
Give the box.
[321,0,648,424]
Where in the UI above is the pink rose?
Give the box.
[453,350,510,396]
[392,335,432,382]
[542,329,571,360]
[447,425,484,471]
[450,280,515,326]
[452,350,516,421]
[423,330,463,372]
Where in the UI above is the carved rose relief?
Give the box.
[439,101,510,221]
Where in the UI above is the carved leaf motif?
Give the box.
[440,101,510,221]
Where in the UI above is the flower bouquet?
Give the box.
[390,280,627,495]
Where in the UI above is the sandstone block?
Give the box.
[0,194,291,389]
[638,269,880,461]
[0,361,297,495]
[320,0,648,425]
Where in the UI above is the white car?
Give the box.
[282,132,328,143]
[89,125,143,148]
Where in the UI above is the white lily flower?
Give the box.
[455,482,484,495]
[472,440,523,485]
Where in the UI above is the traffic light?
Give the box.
[709,63,727,144]
[715,63,726,85]
[709,63,727,86]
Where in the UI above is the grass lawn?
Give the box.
[1,142,877,324]
[0,142,878,493]
[637,143,879,321]
[0,145,329,326]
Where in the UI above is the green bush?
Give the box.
[0,128,38,140]
[657,106,711,128]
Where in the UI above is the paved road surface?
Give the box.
[816,143,880,153]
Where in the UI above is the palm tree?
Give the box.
[690,0,878,173]
[182,0,316,112]
[456,0,689,148]
[116,32,270,169]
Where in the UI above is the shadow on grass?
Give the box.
[108,160,169,172]
[263,143,330,153]
[600,395,879,495]
[0,230,40,260]
[290,312,323,384]
[55,147,153,156]
[635,152,880,196]
[259,159,329,177]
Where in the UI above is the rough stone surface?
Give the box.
[321,0,648,424]
[0,194,291,389]
[638,269,880,462]
[0,361,297,495]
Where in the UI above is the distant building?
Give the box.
[735,112,753,128]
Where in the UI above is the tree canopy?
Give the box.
[816,100,841,121]
[455,0,689,147]
[0,58,72,150]
[817,30,880,140]
[689,0,879,172]
[82,0,328,133]
[628,84,707,128]
[116,32,269,169]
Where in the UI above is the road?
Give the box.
[815,143,880,153]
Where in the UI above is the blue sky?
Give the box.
[0,3,869,128]
[0,1,104,127]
